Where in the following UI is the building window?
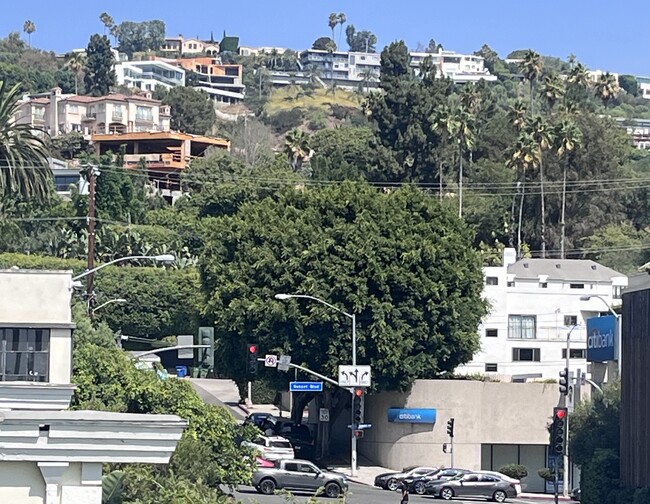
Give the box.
[540,282,548,288]
[68,104,78,113]
[136,106,153,121]
[562,348,586,359]
[485,276,499,286]
[485,363,498,372]
[570,283,585,289]
[564,315,578,326]
[508,315,536,339]
[0,328,50,382]
[507,281,515,287]
[613,286,622,300]
[485,329,498,338]
[512,348,541,362]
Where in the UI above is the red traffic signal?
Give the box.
[555,409,566,420]
[248,344,257,354]
[354,388,364,397]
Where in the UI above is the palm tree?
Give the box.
[506,131,541,258]
[284,128,313,172]
[554,120,582,259]
[508,101,528,132]
[594,72,619,108]
[327,13,339,92]
[453,106,475,218]
[520,50,543,115]
[336,13,347,47]
[524,116,553,258]
[568,63,590,89]
[0,81,52,201]
[23,20,36,48]
[110,24,121,46]
[65,52,86,94]
[99,12,114,36]
[540,74,565,111]
[431,105,455,201]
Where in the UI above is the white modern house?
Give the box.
[457,248,627,381]
[0,269,187,504]
[115,59,186,92]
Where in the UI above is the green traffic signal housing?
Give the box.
[550,407,568,456]
[247,343,259,375]
[353,388,364,426]
[199,326,215,370]
[559,368,569,396]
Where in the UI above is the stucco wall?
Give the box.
[358,380,559,490]
[50,328,72,384]
[0,462,46,503]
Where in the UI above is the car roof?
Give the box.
[259,435,291,442]
[475,470,515,480]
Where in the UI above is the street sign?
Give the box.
[290,381,323,392]
[338,365,371,387]
[278,355,292,372]
[319,408,330,422]
[264,354,278,367]
[177,335,194,359]
[357,423,372,429]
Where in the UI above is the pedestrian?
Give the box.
[400,480,409,504]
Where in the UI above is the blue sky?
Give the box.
[1,0,646,75]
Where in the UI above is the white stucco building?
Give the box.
[115,59,186,92]
[0,269,186,504]
[457,248,627,380]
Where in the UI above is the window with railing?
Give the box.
[136,106,153,121]
[0,328,49,382]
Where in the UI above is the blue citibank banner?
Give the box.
[387,408,437,424]
[586,315,617,362]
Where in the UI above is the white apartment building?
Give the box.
[16,88,171,137]
[0,269,186,504]
[298,48,496,90]
[115,59,186,92]
[457,248,627,381]
[636,76,650,99]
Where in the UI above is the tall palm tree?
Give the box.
[23,20,36,48]
[524,116,553,258]
[568,63,590,89]
[540,74,565,111]
[508,101,528,132]
[520,50,543,115]
[554,120,582,259]
[336,13,347,47]
[431,104,455,201]
[99,12,114,36]
[594,72,619,108]
[0,81,52,201]
[284,128,313,172]
[327,13,339,91]
[453,106,475,218]
[65,52,86,95]
[507,131,541,258]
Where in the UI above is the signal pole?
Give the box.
[447,418,455,467]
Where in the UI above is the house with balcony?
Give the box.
[456,248,627,381]
[161,35,219,56]
[91,131,230,202]
[16,88,170,137]
[115,59,186,92]
[176,57,245,104]
[0,269,186,503]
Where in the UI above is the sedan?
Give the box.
[428,473,518,502]
[374,466,439,491]
[412,468,469,495]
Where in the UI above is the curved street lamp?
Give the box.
[92,298,127,314]
[73,254,175,281]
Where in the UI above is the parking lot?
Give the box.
[232,482,564,504]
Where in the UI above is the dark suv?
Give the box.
[274,421,315,460]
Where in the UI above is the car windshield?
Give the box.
[270,441,292,448]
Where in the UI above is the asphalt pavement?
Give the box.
[232,482,557,504]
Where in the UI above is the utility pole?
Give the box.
[85,165,99,316]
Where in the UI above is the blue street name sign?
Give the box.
[290,381,323,392]
[586,315,617,362]
[387,408,437,424]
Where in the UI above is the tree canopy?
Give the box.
[84,34,116,96]
[200,182,488,391]
[161,87,216,135]
[116,19,166,56]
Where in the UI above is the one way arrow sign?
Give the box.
[338,365,371,387]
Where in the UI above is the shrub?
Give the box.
[538,468,555,482]
[265,108,304,134]
[498,464,528,480]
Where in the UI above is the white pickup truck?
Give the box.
[251,459,348,498]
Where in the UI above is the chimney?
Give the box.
[50,87,62,136]
[503,247,517,267]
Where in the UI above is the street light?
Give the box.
[274,292,359,477]
[72,254,175,281]
[579,295,619,319]
[92,298,127,314]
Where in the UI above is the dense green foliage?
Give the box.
[84,34,116,96]
[116,20,166,57]
[71,305,257,503]
[160,86,217,135]
[200,182,488,391]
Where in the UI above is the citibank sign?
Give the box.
[586,315,617,362]
[387,408,437,424]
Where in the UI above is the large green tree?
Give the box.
[84,34,116,96]
[162,87,216,135]
[200,182,488,392]
[0,80,52,201]
[116,20,166,56]
[345,25,377,53]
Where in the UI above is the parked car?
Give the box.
[410,468,469,495]
[374,466,440,491]
[256,457,276,468]
[244,412,278,429]
[570,487,581,501]
[241,435,295,461]
[475,470,522,495]
[427,473,518,502]
[273,421,315,459]
[252,458,348,498]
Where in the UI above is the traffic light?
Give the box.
[247,343,258,375]
[199,327,215,370]
[550,407,568,456]
[447,418,455,438]
[559,368,569,396]
[352,388,364,426]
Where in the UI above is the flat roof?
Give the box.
[92,131,230,147]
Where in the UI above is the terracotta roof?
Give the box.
[92,130,230,147]
[63,93,160,105]
[29,98,49,105]
[65,95,98,103]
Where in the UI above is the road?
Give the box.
[232,482,556,504]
